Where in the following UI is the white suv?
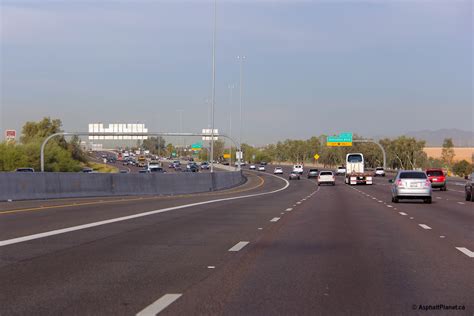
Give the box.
[292,164,304,175]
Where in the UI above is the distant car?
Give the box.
[249,164,256,170]
[426,168,447,191]
[390,170,432,204]
[318,171,335,186]
[260,161,268,165]
[336,166,346,176]
[235,162,247,167]
[81,168,94,173]
[200,162,210,170]
[292,164,304,175]
[307,168,319,178]
[258,165,266,172]
[15,168,35,172]
[119,170,129,174]
[139,169,150,174]
[374,167,385,177]
[274,167,283,174]
[465,172,474,202]
[289,171,300,180]
[189,165,199,172]
[149,166,166,173]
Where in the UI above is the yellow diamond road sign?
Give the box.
[314,154,320,160]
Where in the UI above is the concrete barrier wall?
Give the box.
[0,171,244,201]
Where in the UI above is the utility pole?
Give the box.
[237,55,245,166]
[228,84,234,166]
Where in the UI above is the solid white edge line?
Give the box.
[418,224,432,230]
[228,241,249,252]
[270,217,280,222]
[1,173,291,247]
[455,247,474,258]
[136,293,182,316]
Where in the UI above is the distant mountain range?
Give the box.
[405,129,473,147]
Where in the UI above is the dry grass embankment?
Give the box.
[423,147,473,162]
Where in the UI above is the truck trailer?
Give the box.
[344,153,373,185]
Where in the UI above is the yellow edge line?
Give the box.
[0,175,264,215]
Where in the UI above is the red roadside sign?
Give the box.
[5,130,16,140]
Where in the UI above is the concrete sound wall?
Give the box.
[0,171,244,201]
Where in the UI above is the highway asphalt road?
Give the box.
[0,167,472,315]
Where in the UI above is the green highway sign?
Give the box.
[191,142,202,149]
[327,132,353,147]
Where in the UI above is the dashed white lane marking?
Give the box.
[440,236,446,239]
[436,197,442,199]
[399,212,408,216]
[136,293,182,316]
[302,199,306,201]
[285,208,293,211]
[457,202,465,205]
[378,200,383,203]
[258,227,263,230]
[280,212,284,215]
[418,224,432,230]
[207,266,215,269]
[410,217,414,220]
[372,197,377,200]
[296,202,302,204]
[455,247,474,258]
[0,174,291,247]
[228,241,249,252]
[270,217,280,222]
[387,205,393,208]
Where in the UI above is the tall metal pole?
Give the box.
[210,0,217,173]
[177,109,183,157]
[237,55,245,167]
[228,84,234,166]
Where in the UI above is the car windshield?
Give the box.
[320,171,332,175]
[426,170,443,176]
[376,167,384,171]
[399,172,427,179]
[309,169,318,172]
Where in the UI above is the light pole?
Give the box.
[237,55,245,165]
[210,0,217,173]
[177,109,183,156]
[228,84,234,166]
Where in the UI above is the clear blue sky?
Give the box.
[1,0,472,145]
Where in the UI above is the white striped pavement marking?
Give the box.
[270,217,280,222]
[228,241,249,252]
[457,202,465,205]
[455,247,474,258]
[418,224,432,230]
[285,208,293,211]
[399,212,407,216]
[296,202,302,204]
[387,205,393,208]
[136,294,182,316]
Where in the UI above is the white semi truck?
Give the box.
[344,153,373,185]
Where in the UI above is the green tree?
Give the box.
[441,138,455,169]
[452,160,473,177]
[20,117,63,144]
